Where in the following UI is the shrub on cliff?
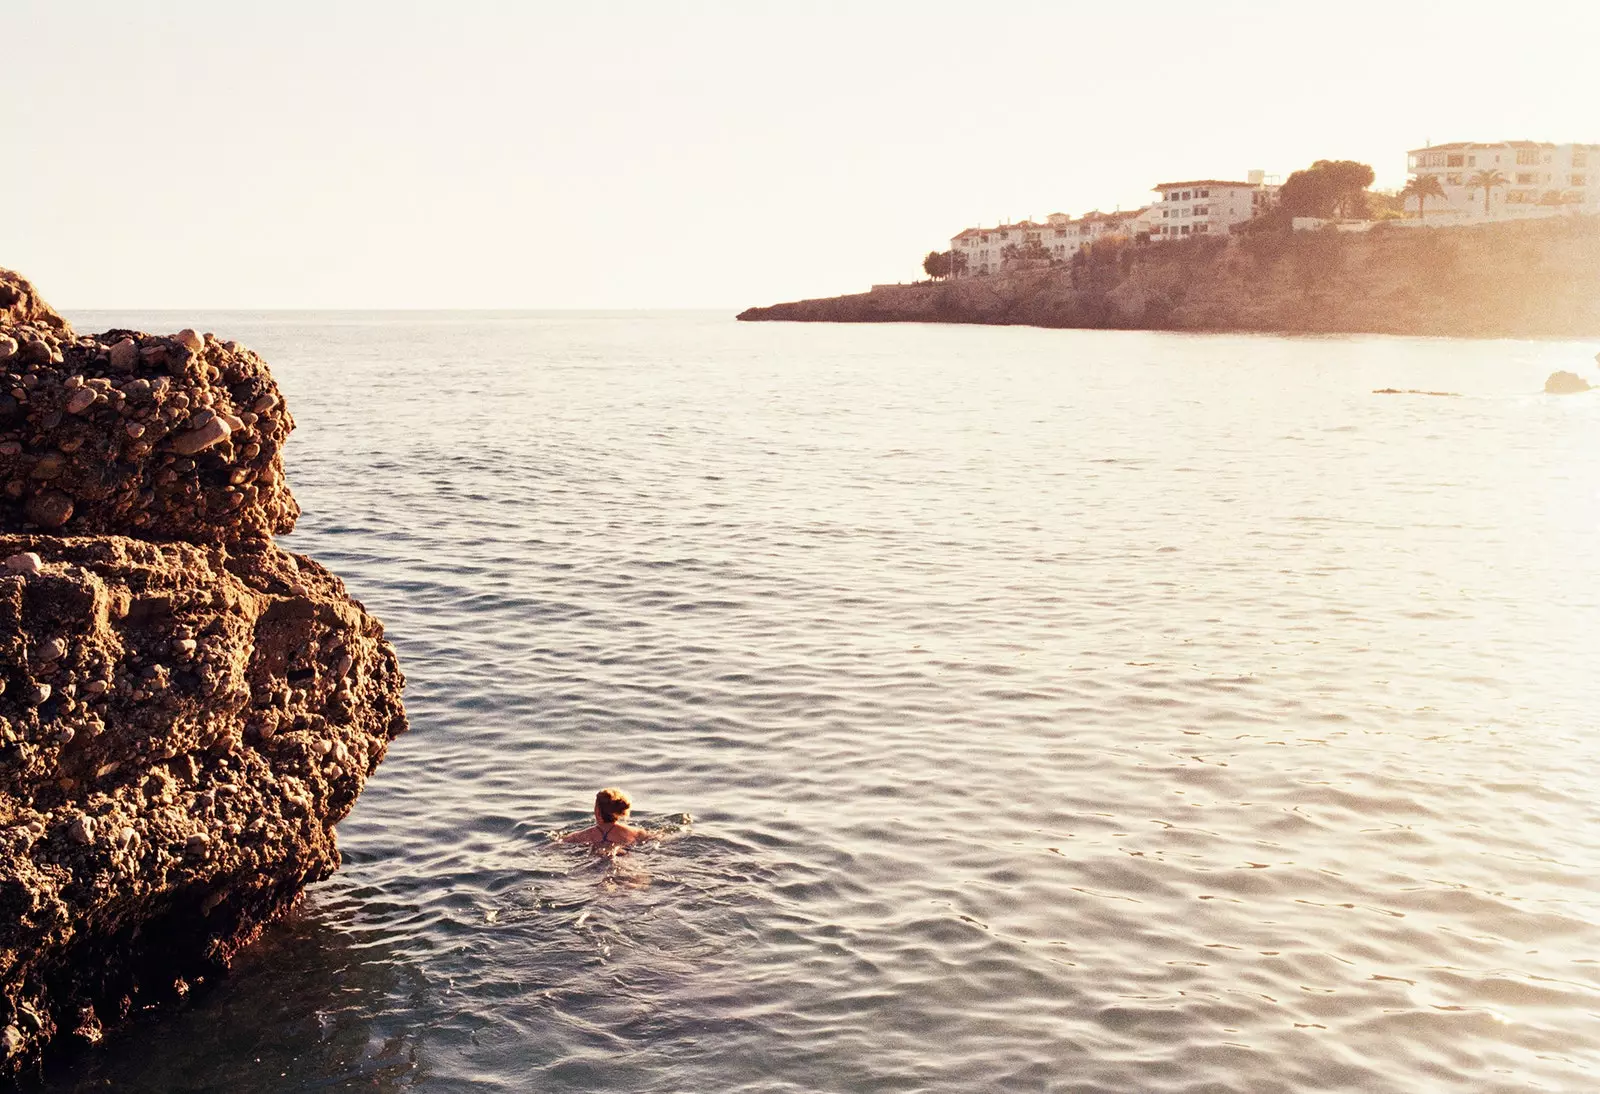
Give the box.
[1279,159,1377,220]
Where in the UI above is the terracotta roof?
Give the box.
[1153,180,1263,190]
[1407,140,1558,154]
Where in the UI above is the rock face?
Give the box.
[0,270,407,1078]
[0,271,70,334]
[0,312,299,541]
[739,218,1600,339]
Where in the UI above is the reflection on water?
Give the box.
[41,899,425,1092]
[34,312,1600,1093]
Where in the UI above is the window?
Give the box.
[1196,223,1208,233]
[1195,205,1209,215]
[1180,225,1191,235]
[1447,154,1464,167]
[1516,173,1536,185]
[1573,174,1587,186]
[1468,155,1476,166]
[1199,189,1209,198]
[1516,149,1539,165]
[1182,190,1192,200]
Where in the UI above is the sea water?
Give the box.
[39,313,1600,1092]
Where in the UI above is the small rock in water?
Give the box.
[0,336,19,363]
[1545,370,1591,394]
[174,329,204,352]
[0,1025,22,1059]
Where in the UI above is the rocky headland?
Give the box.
[738,218,1600,339]
[0,269,407,1079]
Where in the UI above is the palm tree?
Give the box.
[1401,174,1447,220]
[1468,169,1508,216]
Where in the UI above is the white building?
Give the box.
[1404,141,1600,221]
[1149,173,1278,241]
[950,208,1152,277]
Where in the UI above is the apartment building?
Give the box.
[950,208,1151,277]
[1150,173,1278,240]
[1405,141,1600,218]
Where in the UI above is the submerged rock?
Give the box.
[0,269,407,1079]
[1544,370,1591,394]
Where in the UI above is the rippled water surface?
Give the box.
[42,313,1600,1092]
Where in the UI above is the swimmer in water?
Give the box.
[561,787,658,853]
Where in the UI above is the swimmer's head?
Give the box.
[595,787,632,823]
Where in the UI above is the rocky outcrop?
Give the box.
[1543,370,1591,394]
[740,217,1600,339]
[0,270,407,1079]
[0,311,298,541]
[0,271,69,335]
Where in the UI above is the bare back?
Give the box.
[561,821,655,853]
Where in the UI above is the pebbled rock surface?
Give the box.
[0,270,407,1080]
[0,300,299,541]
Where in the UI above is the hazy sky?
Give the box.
[4,1,1599,309]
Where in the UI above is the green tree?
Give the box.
[1400,174,1447,220]
[1278,159,1377,220]
[1468,169,1508,215]
[923,250,952,280]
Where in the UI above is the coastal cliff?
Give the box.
[0,270,407,1078]
[738,218,1600,339]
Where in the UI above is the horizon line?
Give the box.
[57,305,746,315]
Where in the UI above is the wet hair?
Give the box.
[595,787,631,823]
